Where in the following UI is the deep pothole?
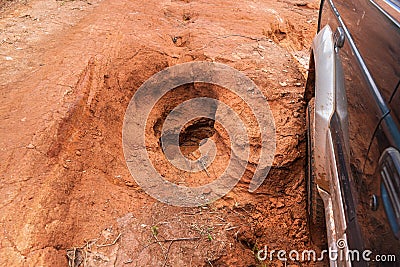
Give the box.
[146,83,228,186]
[170,117,216,157]
[144,81,262,188]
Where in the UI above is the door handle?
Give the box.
[334,26,345,49]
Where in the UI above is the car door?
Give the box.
[330,0,400,263]
[319,0,400,262]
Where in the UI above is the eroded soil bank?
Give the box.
[0,0,324,266]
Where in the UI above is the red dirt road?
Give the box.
[0,0,323,266]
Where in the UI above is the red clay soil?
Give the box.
[0,0,325,266]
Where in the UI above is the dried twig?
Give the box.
[225,226,239,231]
[143,236,201,249]
[67,233,121,266]
[162,240,174,267]
[161,236,202,267]
[96,233,122,248]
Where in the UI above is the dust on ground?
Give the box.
[0,0,324,266]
